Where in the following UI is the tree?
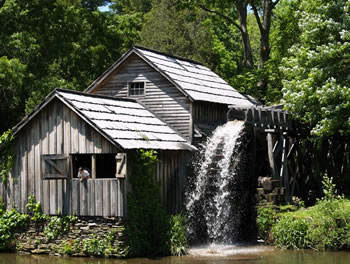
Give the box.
[0,57,26,132]
[0,0,141,132]
[182,0,280,70]
[140,0,243,89]
[281,0,350,138]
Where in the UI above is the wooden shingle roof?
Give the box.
[135,46,254,106]
[86,46,255,107]
[13,89,195,151]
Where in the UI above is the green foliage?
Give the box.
[321,173,342,202]
[0,208,28,249]
[0,56,27,132]
[82,234,107,257]
[76,230,126,257]
[266,176,350,250]
[256,205,277,242]
[44,214,77,240]
[126,149,170,257]
[0,129,15,184]
[59,240,74,255]
[281,0,350,138]
[0,0,141,132]
[168,214,188,256]
[26,195,47,222]
[272,216,312,249]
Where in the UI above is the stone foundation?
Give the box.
[13,217,126,257]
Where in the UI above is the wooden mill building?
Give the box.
[0,46,257,217]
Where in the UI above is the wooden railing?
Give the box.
[227,106,295,132]
[70,178,126,217]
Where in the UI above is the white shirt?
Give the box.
[77,169,90,178]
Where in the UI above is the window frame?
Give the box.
[128,81,146,97]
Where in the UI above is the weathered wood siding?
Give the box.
[4,99,120,215]
[71,178,126,217]
[193,101,228,125]
[91,54,192,140]
[155,150,191,214]
[192,101,228,136]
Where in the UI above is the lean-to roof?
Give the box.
[13,89,195,151]
[86,46,255,107]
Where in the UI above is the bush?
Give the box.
[272,216,311,249]
[44,214,77,240]
[256,205,276,242]
[0,208,28,249]
[169,214,188,256]
[125,150,170,257]
[268,174,350,250]
[26,195,47,222]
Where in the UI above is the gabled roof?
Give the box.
[13,89,195,151]
[85,46,255,107]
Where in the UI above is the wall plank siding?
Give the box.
[1,97,192,217]
[91,54,192,140]
[4,99,121,216]
[155,150,191,214]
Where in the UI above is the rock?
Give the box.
[32,249,50,254]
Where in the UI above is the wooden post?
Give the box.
[267,133,278,179]
[91,154,96,179]
[280,135,290,202]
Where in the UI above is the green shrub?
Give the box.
[44,214,77,240]
[272,216,312,249]
[59,240,74,255]
[125,150,170,257]
[0,129,15,184]
[82,234,106,257]
[257,205,276,242]
[26,195,47,222]
[270,174,350,250]
[169,214,188,256]
[0,208,28,249]
[306,198,350,250]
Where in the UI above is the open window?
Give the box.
[128,81,145,96]
[71,153,126,179]
[96,154,116,178]
[72,154,91,179]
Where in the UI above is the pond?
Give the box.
[1,246,350,264]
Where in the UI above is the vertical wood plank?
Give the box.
[103,180,111,216]
[110,180,118,216]
[267,133,278,180]
[34,118,41,202]
[71,179,80,215]
[80,180,88,216]
[20,133,27,213]
[95,180,103,216]
[88,180,95,216]
[71,112,79,154]
[91,155,96,179]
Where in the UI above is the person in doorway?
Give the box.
[77,167,90,182]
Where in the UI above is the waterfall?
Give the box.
[186,120,247,244]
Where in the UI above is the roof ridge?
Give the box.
[56,88,137,103]
[133,45,204,66]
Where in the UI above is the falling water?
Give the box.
[186,120,246,244]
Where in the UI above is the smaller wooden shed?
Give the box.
[0,89,195,217]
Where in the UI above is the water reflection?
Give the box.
[1,249,350,264]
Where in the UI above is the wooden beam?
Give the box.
[280,136,290,202]
[267,133,278,180]
[91,154,96,180]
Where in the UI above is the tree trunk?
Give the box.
[236,0,254,69]
[258,0,273,69]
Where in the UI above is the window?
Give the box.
[128,82,145,96]
[41,154,69,179]
[71,153,125,179]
